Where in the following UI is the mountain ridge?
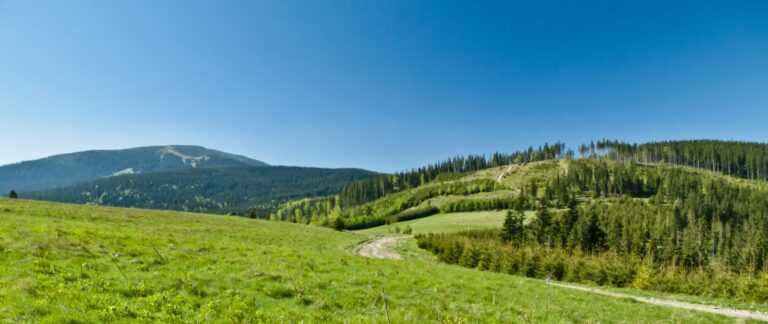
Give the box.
[0,145,268,193]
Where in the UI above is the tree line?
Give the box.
[579,139,768,180]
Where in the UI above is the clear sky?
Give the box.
[1,1,766,172]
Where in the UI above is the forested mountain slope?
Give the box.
[25,166,378,215]
[0,145,267,193]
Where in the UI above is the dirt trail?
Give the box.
[550,282,768,321]
[496,165,514,183]
[358,236,407,260]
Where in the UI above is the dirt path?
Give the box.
[358,236,407,260]
[496,165,513,183]
[550,282,768,321]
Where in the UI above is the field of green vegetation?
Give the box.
[357,210,536,235]
[0,198,736,322]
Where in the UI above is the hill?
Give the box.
[271,140,768,229]
[0,198,732,322]
[25,166,379,216]
[0,145,268,193]
[269,140,768,304]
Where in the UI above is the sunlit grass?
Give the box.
[0,198,734,322]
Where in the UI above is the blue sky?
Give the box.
[1,1,766,172]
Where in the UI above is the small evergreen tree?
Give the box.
[534,205,552,244]
[632,265,652,290]
[563,197,579,235]
[501,210,524,246]
[458,245,478,268]
[8,190,17,199]
[332,217,345,231]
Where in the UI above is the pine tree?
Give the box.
[534,205,552,245]
[331,217,345,231]
[501,210,524,246]
[458,245,478,268]
[564,197,579,236]
[8,190,17,199]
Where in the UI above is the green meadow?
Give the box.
[0,198,736,322]
[357,210,537,236]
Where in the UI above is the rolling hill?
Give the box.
[0,145,268,193]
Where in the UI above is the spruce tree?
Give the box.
[535,204,552,244]
[564,197,579,235]
[501,210,524,246]
[8,190,17,199]
[331,217,345,231]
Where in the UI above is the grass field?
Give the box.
[0,198,741,322]
[357,210,538,236]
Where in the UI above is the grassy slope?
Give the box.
[357,211,537,235]
[0,199,729,322]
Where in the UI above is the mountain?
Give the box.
[25,166,379,216]
[0,145,268,193]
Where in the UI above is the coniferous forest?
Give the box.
[27,166,378,216]
[416,157,768,301]
[582,140,768,180]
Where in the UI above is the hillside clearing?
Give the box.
[356,210,537,236]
